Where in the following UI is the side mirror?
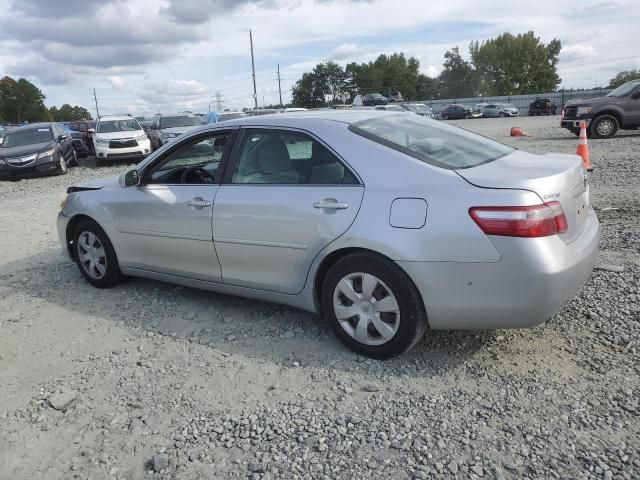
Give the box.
[632,90,640,99]
[57,135,67,142]
[119,169,140,188]
[87,128,95,134]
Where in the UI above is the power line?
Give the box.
[276,64,283,107]
[214,90,224,111]
[250,29,258,110]
[93,88,100,118]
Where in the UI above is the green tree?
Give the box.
[608,69,640,88]
[469,32,561,95]
[0,76,51,122]
[49,103,92,121]
[438,47,476,98]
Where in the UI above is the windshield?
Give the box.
[97,119,141,133]
[606,81,640,98]
[160,116,203,129]
[1,128,52,147]
[350,113,514,169]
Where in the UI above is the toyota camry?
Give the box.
[57,111,600,358]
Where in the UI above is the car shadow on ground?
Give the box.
[0,248,502,376]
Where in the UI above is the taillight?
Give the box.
[469,201,568,238]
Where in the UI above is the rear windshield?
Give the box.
[349,113,514,169]
[160,116,203,129]
[1,128,52,147]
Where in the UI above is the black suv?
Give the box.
[529,98,556,116]
[561,79,640,138]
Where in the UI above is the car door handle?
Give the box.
[186,197,211,209]
[314,200,348,210]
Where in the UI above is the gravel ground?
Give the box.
[0,116,638,480]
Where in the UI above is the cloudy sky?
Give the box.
[0,0,638,117]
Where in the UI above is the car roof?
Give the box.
[11,122,54,131]
[208,109,404,128]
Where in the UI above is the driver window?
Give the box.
[146,133,229,185]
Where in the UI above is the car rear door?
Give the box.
[112,129,235,281]
[212,127,364,294]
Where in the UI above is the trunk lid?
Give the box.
[456,150,589,243]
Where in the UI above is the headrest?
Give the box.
[256,138,290,173]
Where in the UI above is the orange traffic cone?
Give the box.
[510,127,531,137]
[576,121,593,171]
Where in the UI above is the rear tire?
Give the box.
[320,252,427,359]
[73,219,123,288]
[590,115,618,139]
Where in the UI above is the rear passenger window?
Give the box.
[232,129,359,185]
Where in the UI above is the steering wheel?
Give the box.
[180,166,215,184]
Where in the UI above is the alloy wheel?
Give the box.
[332,272,400,346]
[77,231,107,279]
[596,119,614,136]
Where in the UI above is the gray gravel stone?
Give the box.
[48,391,77,411]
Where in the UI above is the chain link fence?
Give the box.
[417,88,612,115]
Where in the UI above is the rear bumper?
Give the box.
[561,119,591,129]
[399,208,600,329]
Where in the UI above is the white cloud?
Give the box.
[329,43,363,61]
[109,76,128,90]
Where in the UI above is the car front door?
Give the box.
[111,130,234,281]
[212,127,364,294]
[628,86,640,125]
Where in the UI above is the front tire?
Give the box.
[321,252,427,359]
[590,115,618,139]
[56,152,68,175]
[68,149,78,167]
[73,219,123,288]
[443,114,449,120]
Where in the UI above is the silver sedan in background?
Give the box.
[57,111,599,358]
[482,103,520,117]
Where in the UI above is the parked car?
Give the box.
[400,103,434,118]
[561,79,640,138]
[147,113,203,150]
[441,104,472,120]
[529,97,557,116]
[58,111,599,358]
[0,122,76,179]
[67,120,96,158]
[92,115,151,163]
[362,93,389,106]
[202,111,249,124]
[384,91,404,103]
[374,104,405,112]
[482,104,520,118]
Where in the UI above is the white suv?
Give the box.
[92,115,151,162]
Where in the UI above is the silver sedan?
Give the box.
[482,104,520,117]
[57,111,600,358]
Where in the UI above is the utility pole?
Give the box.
[93,88,100,118]
[214,90,224,111]
[277,64,283,107]
[250,29,258,110]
